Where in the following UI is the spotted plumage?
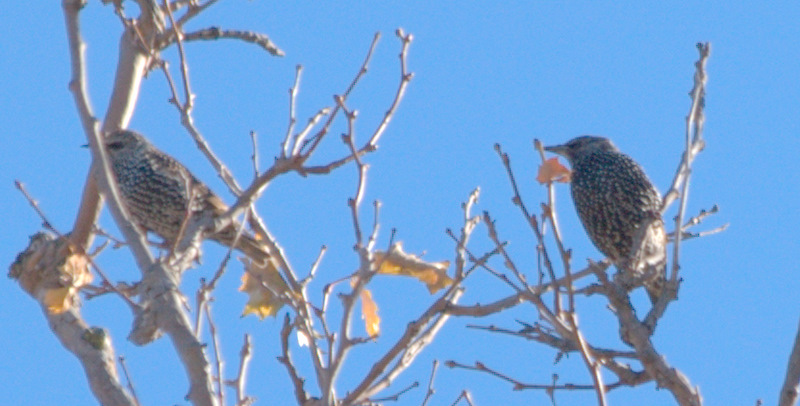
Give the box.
[545,135,666,303]
[104,129,269,262]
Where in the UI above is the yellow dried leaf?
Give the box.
[536,157,571,184]
[374,242,453,294]
[43,287,72,314]
[239,258,290,319]
[39,247,92,314]
[360,288,381,338]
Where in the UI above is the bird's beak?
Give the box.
[543,144,567,157]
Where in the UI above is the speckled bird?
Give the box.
[104,129,269,262]
[545,135,666,303]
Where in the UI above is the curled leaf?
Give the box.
[536,157,571,184]
[374,242,453,294]
[239,257,290,319]
[360,288,381,338]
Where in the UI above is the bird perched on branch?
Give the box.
[545,136,666,304]
[103,129,270,263]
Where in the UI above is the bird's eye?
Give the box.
[107,141,124,150]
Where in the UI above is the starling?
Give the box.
[545,136,666,303]
[104,129,269,262]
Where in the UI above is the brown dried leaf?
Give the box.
[374,242,453,294]
[536,157,571,184]
[239,257,290,319]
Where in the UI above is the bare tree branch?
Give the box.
[780,316,800,406]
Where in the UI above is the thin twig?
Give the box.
[16,180,139,309]
[278,315,309,405]
[118,356,141,406]
[163,0,194,113]
[15,181,59,234]
[669,43,710,284]
[283,65,302,158]
[182,27,284,56]
[370,381,420,403]
[565,312,608,406]
[250,131,259,177]
[420,360,439,406]
[299,32,381,157]
[446,360,626,392]
[300,30,414,175]
[226,334,254,406]
[450,390,475,406]
[205,303,225,406]
[779,315,800,406]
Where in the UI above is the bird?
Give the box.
[103,129,270,263]
[544,135,666,304]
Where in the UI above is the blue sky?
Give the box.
[2,2,799,405]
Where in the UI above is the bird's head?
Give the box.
[104,129,148,158]
[544,135,617,165]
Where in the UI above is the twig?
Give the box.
[204,303,225,406]
[92,226,128,249]
[298,32,381,157]
[300,29,414,175]
[163,0,194,114]
[445,229,503,279]
[282,65,302,158]
[301,245,327,287]
[278,315,309,405]
[565,312,607,406]
[370,381,420,403]
[250,131,259,177]
[779,316,800,406]
[668,42,711,285]
[534,138,573,312]
[420,360,439,406]
[175,0,219,28]
[446,360,626,392]
[365,29,414,148]
[182,27,284,56]
[227,334,254,406]
[342,190,472,403]
[493,144,560,293]
[322,96,372,405]
[118,356,141,406]
[450,390,475,406]
[345,289,465,404]
[16,181,138,309]
[482,211,530,291]
[15,181,59,234]
[680,205,718,231]
[467,324,636,359]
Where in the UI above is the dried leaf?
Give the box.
[536,157,571,184]
[239,257,290,319]
[9,234,93,314]
[359,288,381,337]
[374,242,453,294]
[43,287,72,314]
[46,249,92,313]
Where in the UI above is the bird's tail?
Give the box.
[234,234,272,264]
[211,227,272,264]
[630,216,667,304]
